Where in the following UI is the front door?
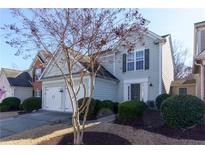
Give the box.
[131,83,140,100]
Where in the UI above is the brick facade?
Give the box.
[32,58,44,96]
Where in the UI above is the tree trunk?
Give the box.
[72,112,82,145]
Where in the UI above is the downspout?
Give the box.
[195,61,204,100]
[159,42,162,95]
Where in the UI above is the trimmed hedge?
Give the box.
[0,97,21,112]
[156,93,171,110]
[160,95,205,128]
[95,100,113,115]
[118,100,146,122]
[78,98,119,120]
[22,97,42,112]
[78,97,97,120]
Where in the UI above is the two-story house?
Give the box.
[193,21,205,101]
[39,30,174,112]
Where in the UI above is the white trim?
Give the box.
[113,52,116,75]
[123,78,148,102]
[42,75,90,85]
[127,49,145,72]
[159,42,162,94]
[195,61,204,100]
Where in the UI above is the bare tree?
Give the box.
[1,9,147,144]
[173,40,192,80]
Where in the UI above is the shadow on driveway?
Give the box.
[0,110,72,139]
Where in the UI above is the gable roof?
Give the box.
[80,61,118,81]
[1,68,32,87]
[7,72,32,87]
[40,48,119,81]
[30,50,52,68]
[171,79,196,86]
[1,68,22,78]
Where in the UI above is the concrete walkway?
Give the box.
[0,111,72,139]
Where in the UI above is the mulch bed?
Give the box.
[39,131,131,145]
[115,109,205,141]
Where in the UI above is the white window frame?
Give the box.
[127,52,135,71]
[127,50,145,71]
[136,50,145,70]
[35,90,41,97]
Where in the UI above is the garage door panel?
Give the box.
[45,87,62,111]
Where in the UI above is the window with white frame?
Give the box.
[35,68,42,80]
[127,50,144,71]
[35,90,42,97]
[127,53,134,71]
[136,51,144,70]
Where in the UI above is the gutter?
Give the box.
[195,61,204,100]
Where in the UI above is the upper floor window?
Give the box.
[127,50,144,71]
[179,88,187,96]
[136,51,144,70]
[127,53,134,71]
[34,68,42,80]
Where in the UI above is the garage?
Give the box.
[42,78,89,112]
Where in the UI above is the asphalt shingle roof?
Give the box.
[7,72,32,87]
[1,68,32,87]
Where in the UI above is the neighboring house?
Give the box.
[170,79,196,96]
[28,50,52,97]
[193,21,205,101]
[39,30,174,112]
[0,68,32,102]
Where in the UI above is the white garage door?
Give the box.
[45,87,62,111]
[64,88,73,112]
[64,85,84,112]
[44,80,87,112]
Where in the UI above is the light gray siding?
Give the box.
[14,87,33,102]
[93,78,118,101]
[114,34,160,102]
[43,52,84,78]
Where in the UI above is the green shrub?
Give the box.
[22,97,41,112]
[0,105,10,112]
[118,100,146,122]
[96,108,113,119]
[95,100,113,115]
[0,97,21,112]
[78,97,96,119]
[160,95,205,128]
[156,93,171,109]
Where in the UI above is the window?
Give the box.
[136,51,144,70]
[127,53,134,71]
[179,88,187,96]
[127,50,144,71]
[35,68,42,80]
[35,90,42,97]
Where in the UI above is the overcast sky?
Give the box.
[0,8,205,70]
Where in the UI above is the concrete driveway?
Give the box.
[0,111,72,139]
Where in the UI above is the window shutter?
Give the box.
[122,54,127,72]
[145,49,150,70]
